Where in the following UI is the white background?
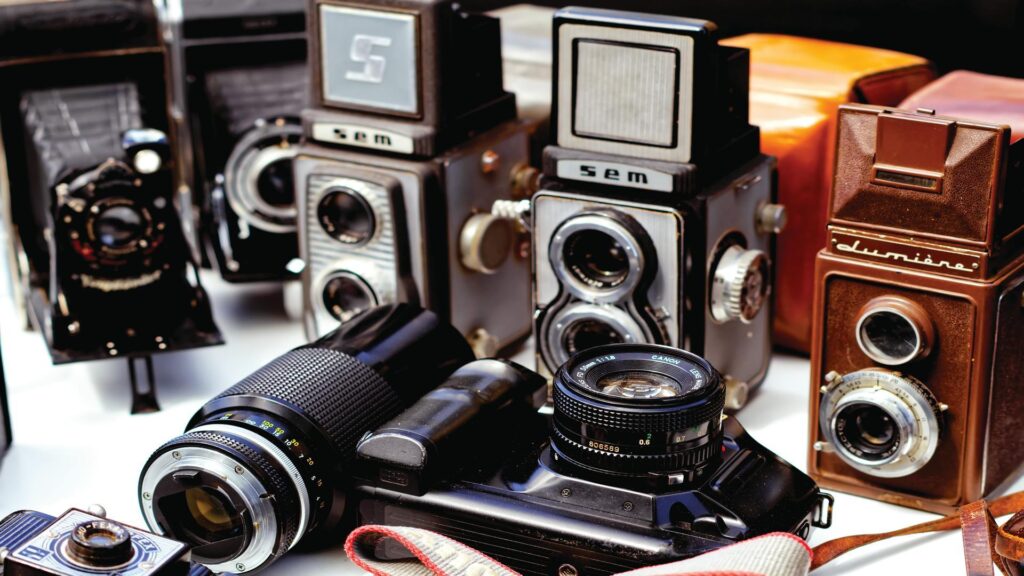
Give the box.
[0,269,1020,575]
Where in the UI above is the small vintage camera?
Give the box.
[808,104,1024,514]
[533,8,783,409]
[0,0,222,411]
[355,346,832,575]
[157,0,310,282]
[0,507,192,576]
[296,0,534,357]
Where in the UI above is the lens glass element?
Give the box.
[95,205,145,249]
[859,310,919,364]
[322,275,375,323]
[186,487,239,535]
[318,188,375,245]
[834,402,900,461]
[596,370,683,399]
[563,229,629,289]
[563,319,625,356]
[256,158,295,208]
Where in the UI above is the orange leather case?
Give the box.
[721,34,935,353]
[900,71,1024,144]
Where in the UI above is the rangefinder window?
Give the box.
[319,5,420,116]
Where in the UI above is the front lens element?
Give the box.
[256,159,295,208]
[563,318,625,355]
[318,188,375,245]
[322,274,376,323]
[564,229,629,289]
[552,344,725,482]
[95,205,145,249]
[67,521,134,568]
[834,403,899,461]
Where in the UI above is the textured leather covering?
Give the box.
[901,71,1024,144]
[205,63,309,138]
[215,347,397,461]
[0,0,154,59]
[720,34,934,353]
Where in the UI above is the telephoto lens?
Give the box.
[551,344,727,485]
[138,304,474,574]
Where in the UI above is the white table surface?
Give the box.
[0,267,1019,575]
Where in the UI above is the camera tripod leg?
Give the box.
[128,356,160,414]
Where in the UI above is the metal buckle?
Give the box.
[813,492,835,529]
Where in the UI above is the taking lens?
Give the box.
[318,188,375,245]
[139,304,474,574]
[256,158,295,208]
[67,520,134,568]
[551,344,725,484]
[563,318,625,355]
[833,403,899,461]
[94,204,145,249]
[321,273,376,323]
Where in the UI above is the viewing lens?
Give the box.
[859,310,919,364]
[564,229,630,289]
[318,188,375,245]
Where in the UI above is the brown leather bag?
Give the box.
[720,34,935,353]
[900,71,1024,143]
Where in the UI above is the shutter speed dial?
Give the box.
[710,245,770,324]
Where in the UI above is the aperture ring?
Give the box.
[553,382,726,431]
[551,426,721,473]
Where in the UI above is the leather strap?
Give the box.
[812,491,1024,570]
[960,500,1007,576]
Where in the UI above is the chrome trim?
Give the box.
[548,213,646,305]
[545,302,649,368]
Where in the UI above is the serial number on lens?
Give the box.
[588,441,622,453]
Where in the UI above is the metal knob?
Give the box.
[460,213,513,275]
[710,245,770,324]
[757,203,788,235]
[467,328,500,359]
[723,377,750,412]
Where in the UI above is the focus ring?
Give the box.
[214,348,397,462]
[161,430,300,565]
[553,383,726,431]
[551,426,721,473]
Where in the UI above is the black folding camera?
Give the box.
[158,0,310,282]
[532,8,785,410]
[355,345,833,576]
[296,0,535,357]
[0,507,193,576]
[0,0,222,411]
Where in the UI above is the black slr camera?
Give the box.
[0,0,222,408]
[532,8,785,411]
[0,507,195,576]
[158,0,310,282]
[355,345,833,575]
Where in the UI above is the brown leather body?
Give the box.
[721,34,934,353]
[808,104,1024,514]
[901,71,1024,144]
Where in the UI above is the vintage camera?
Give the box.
[808,104,1024,514]
[0,507,192,576]
[533,7,782,409]
[355,345,833,575]
[0,0,222,411]
[139,304,474,574]
[295,0,534,357]
[157,0,310,282]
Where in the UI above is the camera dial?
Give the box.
[709,243,770,324]
[855,296,935,366]
[818,369,946,478]
[552,344,726,484]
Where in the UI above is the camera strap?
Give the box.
[345,490,1024,576]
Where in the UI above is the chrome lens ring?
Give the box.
[545,303,650,369]
[819,369,943,478]
[854,297,934,366]
[223,120,303,234]
[549,213,647,304]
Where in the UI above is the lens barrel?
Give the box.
[551,344,726,484]
[139,304,473,574]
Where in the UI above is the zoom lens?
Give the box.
[551,344,725,484]
[139,304,474,574]
[318,188,375,245]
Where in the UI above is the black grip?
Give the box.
[214,347,397,462]
[205,63,309,138]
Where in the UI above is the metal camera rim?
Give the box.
[854,297,934,366]
[311,268,379,336]
[548,212,646,304]
[223,119,303,234]
[545,303,650,369]
[819,369,942,478]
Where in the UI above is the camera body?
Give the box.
[355,351,830,576]
[0,0,221,363]
[808,104,1024,513]
[159,0,309,282]
[0,508,191,576]
[297,0,532,355]
[531,8,779,408]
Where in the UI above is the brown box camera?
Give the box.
[808,103,1024,513]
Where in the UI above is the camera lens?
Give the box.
[318,188,375,245]
[256,158,295,208]
[67,520,134,567]
[833,403,898,460]
[94,204,145,249]
[321,273,376,323]
[140,304,474,574]
[564,229,629,289]
[855,297,933,366]
[563,318,625,355]
[551,344,725,483]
